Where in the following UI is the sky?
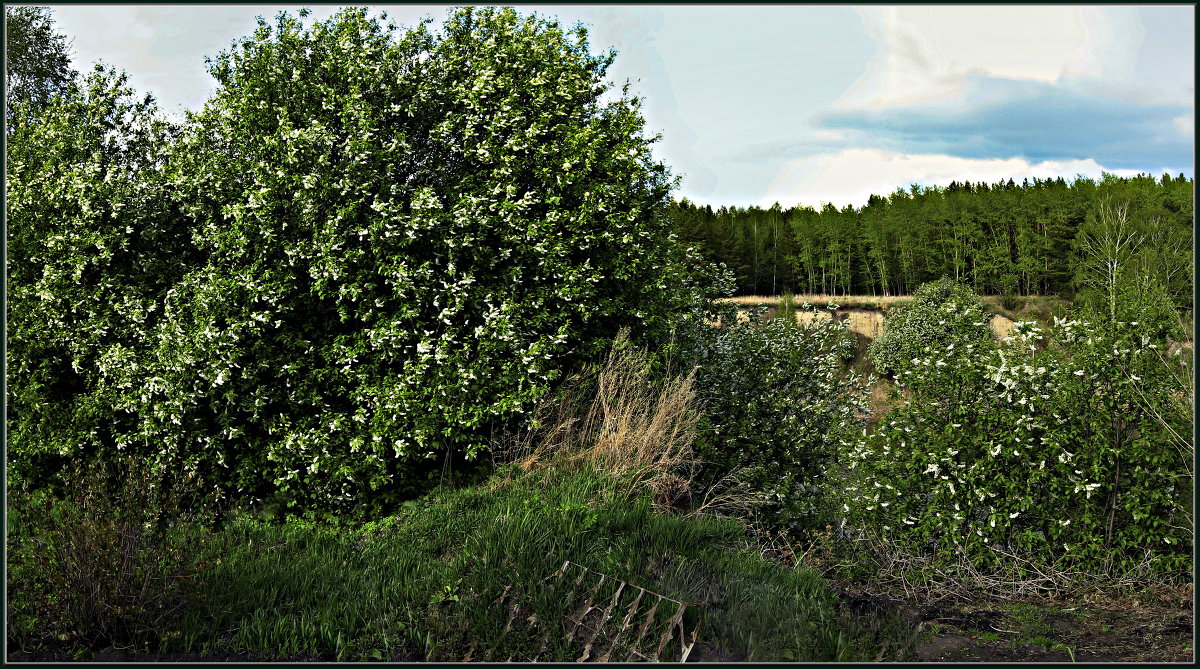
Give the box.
[45,3,1195,210]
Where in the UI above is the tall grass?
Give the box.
[179,336,912,661]
[504,330,700,505]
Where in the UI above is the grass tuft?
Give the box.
[503,330,700,506]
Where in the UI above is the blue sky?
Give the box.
[48,4,1194,209]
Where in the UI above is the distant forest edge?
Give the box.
[668,172,1193,304]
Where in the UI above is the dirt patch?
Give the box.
[730,306,883,340]
[988,314,1016,340]
[795,309,832,327]
[843,310,885,339]
[899,589,1194,663]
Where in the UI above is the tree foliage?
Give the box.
[669,174,1193,304]
[7,65,192,490]
[1073,197,1190,340]
[5,5,75,114]
[8,7,691,512]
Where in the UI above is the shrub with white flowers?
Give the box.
[7,65,198,491]
[9,7,696,512]
[843,293,1192,574]
[683,306,867,528]
[868,277,995,378]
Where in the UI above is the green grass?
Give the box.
[978,630,1001,642]
[1008,602,1051,639]
[157,465,911,662]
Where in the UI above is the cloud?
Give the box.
[1129,6,1195,106]
[538,4,719,195]
[839,6,1145,110]
[820,74,1192,171]
[759,148,1152,210]
[1174,114,1195,140]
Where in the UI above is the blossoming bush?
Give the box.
[683,306,867,528]
[868,277,994,377]
[7,65,197,491]
[843,310,1192,576]
[9,7,697,513]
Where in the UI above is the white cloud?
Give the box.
[1173,114,1194,139]
[839,6,1145,110]
[760,148,1145,210]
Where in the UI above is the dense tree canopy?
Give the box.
[671,173,1193,304]
[8,7,693,511]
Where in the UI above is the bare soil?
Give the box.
[844,582,1194,663]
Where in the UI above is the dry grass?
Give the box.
[504,331,700,498]
[722,295,1066,341]
[727,294,1067,316]
[724,294,911,311]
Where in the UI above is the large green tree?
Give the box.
[106,6,684,509]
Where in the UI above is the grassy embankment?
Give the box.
[6,339,915,663]
[10,296,1191,662]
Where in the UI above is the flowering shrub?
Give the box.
[868,277,994,377]
[8,7,695,512]
[684,306,867,528]
[843,310,1192,574]
[6,65,196,490]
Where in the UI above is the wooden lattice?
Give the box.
[476,560,699,663]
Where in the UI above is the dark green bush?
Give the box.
[6,459,219,655]
[868,277,994,377]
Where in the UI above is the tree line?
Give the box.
[670,173,1193,304]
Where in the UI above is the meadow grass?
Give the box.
[724,294,1072,342]
[166,466,910,662]
[724,293,1071,324]
[725,294,912,311]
